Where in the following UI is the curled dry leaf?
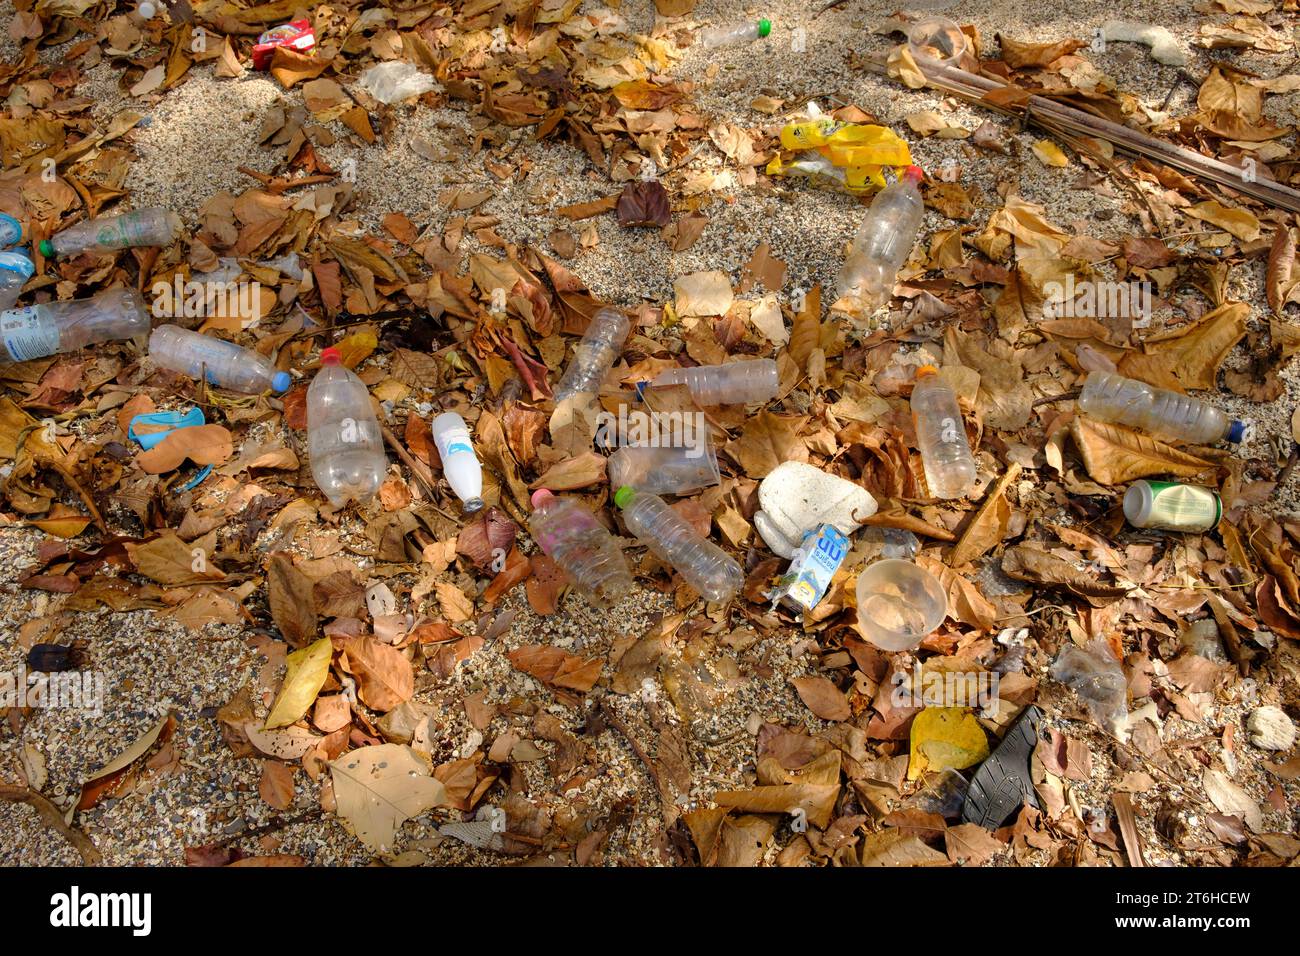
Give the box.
[1071,416,1215,485]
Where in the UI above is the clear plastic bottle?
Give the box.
[431,411,484,513]
[0,288,150,365]
[149,325,291,394]
[614,486,743,602]
[528,489,632,608]
[910,365,976,499]
[39,207,183,258]
[607,442,721,495]
[701,18,771,48]
[307,346,387,508]
[836,165,925,312]
[1078,371,1246,444]
[652,358,779,406]
[554,307,631,401]
[0,251,34,312]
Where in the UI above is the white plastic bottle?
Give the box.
[1079,371,1247,445]
[652,358,779,406]
[431,411,484,513]
[701,18,771,48]
[910,365,976,499]
[39,207,182,258]
[615,486,743,602]
[0,251,34,312]
[528,490,632,608]
[554,307,631,401]
[306,346,387,508]
[149,325,291,394]
[836,166,925,312]
[0,288,150,365]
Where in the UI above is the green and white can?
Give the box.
[1123,480,1221,532]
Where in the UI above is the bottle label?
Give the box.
[1142,481,1221,532]
[1,306,58,363]
[435,424,473,459]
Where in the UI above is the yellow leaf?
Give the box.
[334,330,379,369]
[264,638,333,730]
[908,708,990,780]
[1031,139,1069,167]
[29,507,92,539]
[1185,200,1261,242]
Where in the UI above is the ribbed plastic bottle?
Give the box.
[528,489,632,608]
[307,346,387,507]
[653,358,779,406]
[614,486,743,602]
[701,18,771,48]
[910,365,976,499]
[149,325,291,394]
[0,251,34,312]
[431,411,484,513]
[1078,371,1246,444]
[0,288,150,365]
[836,166,925,312]
[554,307,631,401]
[39,207,182,258]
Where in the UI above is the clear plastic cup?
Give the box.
[907,17,966,66]
[855,559,947,651]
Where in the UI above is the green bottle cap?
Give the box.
[38,239,53,258]
[757,18,772,37]
[614,485,635,509]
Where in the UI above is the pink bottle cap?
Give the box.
[530,489,554,509]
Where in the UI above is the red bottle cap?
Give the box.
[320,347,341,366]
[904,165,924,182]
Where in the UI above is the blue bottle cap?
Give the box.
[1227,419,1249,443]
[0,250,34,279]
[271,370,292,393]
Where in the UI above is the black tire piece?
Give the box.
[961,704,1043,830]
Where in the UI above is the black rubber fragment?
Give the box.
[961,705,1043,830]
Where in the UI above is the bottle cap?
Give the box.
[320,346,341,366]
[757,18,772,37]
[0,250,34,279]
[463,497,485,514]
[271,370,292,393]
[530,489,554,509]
[1227,419,1250,443]
[38,239,54,258]
[614,485,635,509]
[904,165,924,183]
[915,363,939,377]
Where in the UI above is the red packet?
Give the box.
[252,19,316,70]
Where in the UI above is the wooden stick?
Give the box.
[0,783,102,864]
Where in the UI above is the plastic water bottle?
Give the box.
[0,288,150,365]
[0,212,23,248]
[307,346,387,508]
[431,411,484,513]
[652,358,779,406]
[528,490,632,608]
[1078,371,1246,445]
[554,307,631,401]
[0,251,34,312]
[836,166,925,312]
[607,442,720,495]
[910,365,976,499]
[614,486,743,602]
[149,325,292,394]
[39,207,182,258]
[701,18,771,48]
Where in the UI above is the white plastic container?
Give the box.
[554,307,631,401]
[753,460,878,559]
[1079,371,1246,444]
[910,365,977,499]
[836,166,925,313]
[306,346,387,508]
[149,325,291,394]
[615,485,743,602]
[431,411,484,514]
[0,288,150,365]
[39,207,182,258]
[855,559,947,651]
[652,358,779,406]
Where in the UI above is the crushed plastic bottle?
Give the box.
[149,325,292,394]
[528,490,632,608]
[1050,639,1128,736]
[910,365,977,499]
[307,346,387,508]
[607,442,720,496]
[701,18,771,48]
[614,485,743,602]
[1078,371,1247,444]
[39,207,182,258]
[652,358,779,406]
[554,307,631,401]
[431,411,484,514]
[0,288,150,365]
[0,251,34,313]
[835,165,925,313]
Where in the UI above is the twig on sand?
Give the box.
[598,697,664,796]
[0,783,102,865]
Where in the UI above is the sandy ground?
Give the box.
[0,0,1298,865]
